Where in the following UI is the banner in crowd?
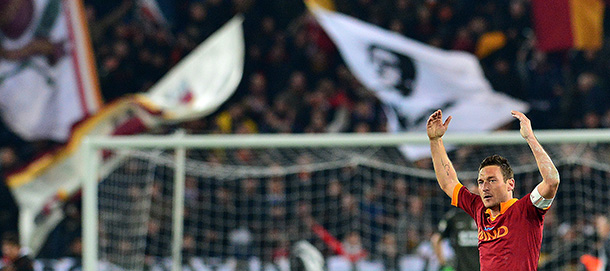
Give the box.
[7,15,245,254]
[307,2,528,159]
[140,15,245,121]
[531,0,604,52]
[0,0,102,141]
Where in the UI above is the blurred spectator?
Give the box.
[377,233,399,271]
[0,180,18,250]
[591,214,610,271]
[522,50,564,129]
[262,95,296,133]
[396,196,433,253]
[215,103,258,134]
[0,148,18,175]
[486,58,525,100]
[570,73,608,128]
[86,0,134,44]
[242,73,270,125]
[323,179,343,239]
[342,231,366,262]
[1,232,33,271]
[360,187,384,249]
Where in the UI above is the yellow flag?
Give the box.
[570,0,604,50]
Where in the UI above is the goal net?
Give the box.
[83,132,610,271]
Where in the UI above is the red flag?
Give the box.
[531,0,604,52]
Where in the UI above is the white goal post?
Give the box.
[81,129,610,271]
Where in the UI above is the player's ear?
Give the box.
[507,178,515,192]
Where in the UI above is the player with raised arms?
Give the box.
[427,109,560,270]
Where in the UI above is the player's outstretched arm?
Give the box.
[511,111,560,199]
[427,110,460,198]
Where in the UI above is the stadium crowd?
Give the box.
[1,0,610,270]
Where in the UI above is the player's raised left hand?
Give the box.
[511,110,534,140]
[427,110,452,140]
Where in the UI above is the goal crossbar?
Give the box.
[85,129,610,149]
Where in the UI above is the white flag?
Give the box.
[0,0,101,141]
[9,15,245,253]
[139,15,245,122]
[309,7,528,159]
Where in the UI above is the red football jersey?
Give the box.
[451,183,547,271]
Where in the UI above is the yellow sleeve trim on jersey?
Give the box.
[451,183,463,207]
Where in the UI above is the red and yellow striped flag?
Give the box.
[531,0,604,52]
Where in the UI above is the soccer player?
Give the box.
[427,110,560,270]
[431,196,480,271]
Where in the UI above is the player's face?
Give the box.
[477,165,515,209]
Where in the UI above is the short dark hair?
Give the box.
[479,155,514,182]
[2,232,20,246]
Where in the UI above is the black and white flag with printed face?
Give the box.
[309,6,528,159]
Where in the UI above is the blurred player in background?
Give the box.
[580,214,610,271]
[427,110,560,270]
[431,183,480,271]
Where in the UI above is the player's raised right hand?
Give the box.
[427,109,452,140]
